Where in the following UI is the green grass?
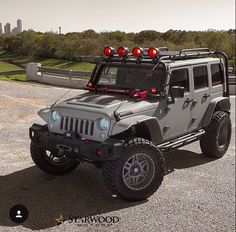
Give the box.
[0,50,94,82]
[0,61,22,71]
[0,74,26,81]
[0,50,95,72]
[0,60,25,81]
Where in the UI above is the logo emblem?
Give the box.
[9,204,29,223]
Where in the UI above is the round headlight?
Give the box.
[51,111,61,122]
[98,117,110,130]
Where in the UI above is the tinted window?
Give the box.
[211,63,224,86]
[193,66,208,89]
[170,69,189,92]
[98,65,165,90]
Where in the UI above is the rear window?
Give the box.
[211,63,224,86]
[193,66,209,89]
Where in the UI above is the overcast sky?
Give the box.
[0,0,235,33]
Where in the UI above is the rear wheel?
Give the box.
[200,111,231,158]
[30,142,80,175]
[103,138,164,201]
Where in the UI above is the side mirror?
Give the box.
[170,86,185,98]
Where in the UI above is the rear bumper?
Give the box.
[29,124,124,161]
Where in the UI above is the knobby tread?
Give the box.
[103,138,165,201]
[30,142,79,175]
[200,111,231,158]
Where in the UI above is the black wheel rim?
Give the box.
[45,150,71,166]
[122,153,155,190]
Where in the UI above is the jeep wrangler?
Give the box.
[29,46,231,201]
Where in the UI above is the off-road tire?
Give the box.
[103,138,165,202]
[200,111,231,158]
[30,142,80,175]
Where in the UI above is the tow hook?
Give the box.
[56,144,73,156]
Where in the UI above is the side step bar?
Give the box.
[157,129,205,152]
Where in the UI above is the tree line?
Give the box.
[0,29,235,67]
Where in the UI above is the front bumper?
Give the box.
[29,124,124,161]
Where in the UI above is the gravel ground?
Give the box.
[0,80,235,232]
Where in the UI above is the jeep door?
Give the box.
[189,64,211,130]
[163,67,192,140]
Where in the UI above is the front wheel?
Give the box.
[103,138,164,202]
[30,142,80,175]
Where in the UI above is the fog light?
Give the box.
[96,149,102,157]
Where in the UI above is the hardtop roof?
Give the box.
[165,57,221,68]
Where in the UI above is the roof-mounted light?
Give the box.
[132,47,143,57]
[148,47,159,58]
[117,47,129,57]
[104,46,116,57]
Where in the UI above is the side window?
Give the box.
[170,69,189,92]
[211,63,224,86]
[193,66,208,89]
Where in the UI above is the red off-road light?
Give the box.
[104,46,115,57]
[151,87,158,94]
[87,81,93,88]
[117,47,129,57]
[148,47,159,58]
[132,47,143,57]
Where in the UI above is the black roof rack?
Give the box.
[180,48,210,54]
[101,47,229,97]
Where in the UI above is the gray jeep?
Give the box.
[29,47,231,201]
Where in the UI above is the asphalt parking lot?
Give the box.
[0,80,235,232]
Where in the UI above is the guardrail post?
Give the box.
[26,63,42,81]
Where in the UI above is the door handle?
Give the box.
[203,93,210,98]
[185,98,193,103]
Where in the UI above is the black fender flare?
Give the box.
[110,115,163,144]
[201,97,231,128]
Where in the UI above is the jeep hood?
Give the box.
[53,92,156,118]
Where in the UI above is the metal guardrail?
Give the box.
[0,69,26,75]
[38,67,91,79]
[229,74,236,85]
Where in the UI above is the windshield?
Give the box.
[96,64,166,91]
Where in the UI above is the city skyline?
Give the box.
[0,19,22,35]
[0,0,234,34]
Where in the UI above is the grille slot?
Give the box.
[90,121,94,135]
[60,116,94,136]
[80,120,84,134]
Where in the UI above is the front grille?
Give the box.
[60,116,95,136]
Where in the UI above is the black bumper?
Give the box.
[29,124,124,161]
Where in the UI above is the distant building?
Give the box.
[17,19,22,33]
[4,23,11,35]
[12,27,18,35]
[0,23,2,34]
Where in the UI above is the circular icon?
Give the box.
[9,204,29,223]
